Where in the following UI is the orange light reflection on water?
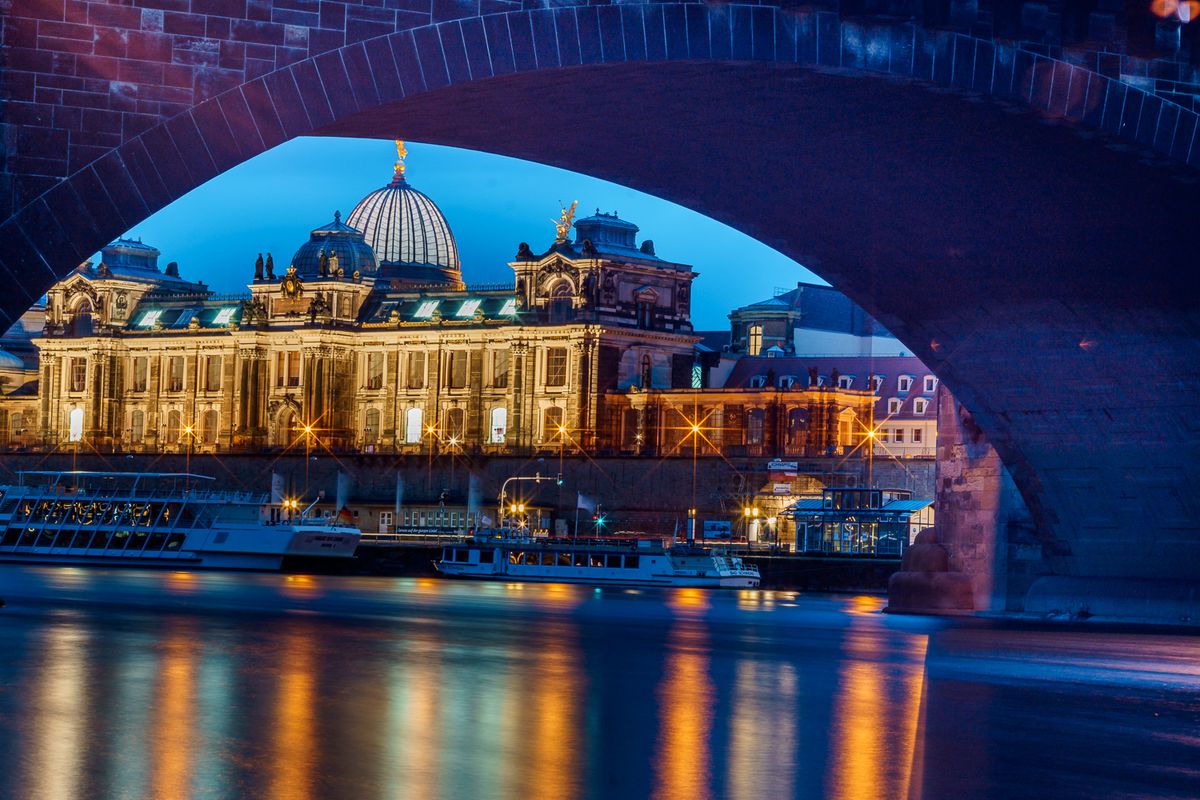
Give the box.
[152,620,197,799]
[652,623,713,800]
[271,623,316,800]
[828,611,928,800]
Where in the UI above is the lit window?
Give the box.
[887,398,901,415]
[414,300,439,319]
[747,324,763,356]
[898,376,913,392]
[68,408,84,442]
[457,299,482,318]
[691,363,702,389]
[138,310,163,328]
[924,376,938,393]
[212,307,236,325]
[499,298,518,316]
[914,398,928,415]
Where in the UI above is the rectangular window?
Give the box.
[898,376,913,392]
[379,511,392,533]
[912,428,923,443]
[492,350,509,388]
[894,428,905,443]
[408,352,426,389]
[205,355,222,391]
[70,358,87,392]
[545,347,568,387]
[287,352,300,387]
[167,356,184,393]
[132,357,148,392]
[366,352,384,390]
[449,351,468,389]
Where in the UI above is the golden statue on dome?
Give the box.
[552,200,578,242]
[393,139,407,182]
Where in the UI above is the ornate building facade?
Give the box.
[4,148,877,459]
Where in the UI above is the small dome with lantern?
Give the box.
[288,211,379,279]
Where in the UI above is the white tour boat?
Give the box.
[0,471,361,571]
[435,531,760,588]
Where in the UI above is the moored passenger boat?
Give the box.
[0,471,361,571]
[435,531,760,588]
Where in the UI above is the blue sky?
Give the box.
[119,137,820,330]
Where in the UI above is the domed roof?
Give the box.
[345,144,462,287]
[0,349,27,371]
[289,212,378,279]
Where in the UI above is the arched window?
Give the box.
[747,324,763,356]
[445,407,466,440]
[67,407,84,442]
[641,354,652,389]
[130,410,145,444]
[542,406,563,442]
[548,282,574,323]
[70,300,94,337]
[405,407,424,444]
[201,409,219,444]
[364,408,381,444]
[490,407,508,443]
[164,409,181,444]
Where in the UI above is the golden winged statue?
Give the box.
[393,139,407,181]
[552,200,578,242]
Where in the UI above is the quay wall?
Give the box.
[0,451,934,530]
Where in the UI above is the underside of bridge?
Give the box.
[2,23,1198,615]
[314,61,1200,611]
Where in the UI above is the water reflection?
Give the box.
[0,570,1195,800]
[653,623,713,800]
[27,616,87,800]
[271,622,317,800]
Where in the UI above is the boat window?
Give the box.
[606,554,622,568]
[90,530,111,549]
[165,532,186,551]
[177,505,197,527]
[109,530,132,550]
[623,555,640,569]
[1,528,19,547]
[34,531,56,548]
[476,549,493,564]
[553,552,568,566]
[51,530,74,548]
[129,531,149,551]
[19,528,38,547]
[572,552,586,567]
[146,531,167,551]
[456,549,471,563]
[0,498,17,516]
[71,531,94,549]
[589,554,604,568]
[508,551,521,565]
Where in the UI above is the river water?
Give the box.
[0,567,1196,800]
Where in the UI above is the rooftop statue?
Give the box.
[552,200,578,242]
[393,139,407,182]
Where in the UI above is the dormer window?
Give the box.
[779,375,798,389]
[923,375,938,393]
[212,307,236,326]
[749,375,767,389]
[137,309,163,328]
[898,376,913,392]
[871,375,884,392]
[457,299,482,318]
[414,300,439,319]
[914,398,929,415]
[887,398,902,415]
[838,375,854,389]
[499,298,518,316]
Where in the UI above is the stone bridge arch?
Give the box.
[2,1,1199,611]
